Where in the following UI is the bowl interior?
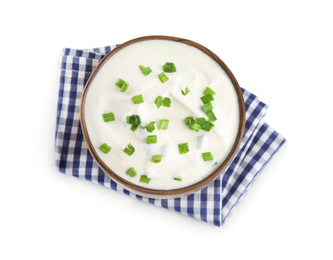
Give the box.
[80,35,245,199]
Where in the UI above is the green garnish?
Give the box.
[139,65,152,76]
[178,142,189,154]
[124,143,135,156]
[201,120,215,132]
[197,117,214,131]
[151,155,162,163]
[132,94,144,104]
[99,143,111,154]
[203,87,216,97]
[163,97,171,107]
[139,175,150,184]
[146,135,157,144]
[158,72,169,83]
[206,110,217,121]
[115,78,129,92]
[155,96,164,108]
[200,94,214,104]
[197,118,206,127]
[163,62,177,73]
[181,87,190,96]
[173,177,182,181]
[102,112,115,122]
[184,116,195,126]
[202,152,213,161]
[126,115,141,132]
[158,119,170,130]
[155,96,171,108]
[202,102,213,113]
[126,167,137,177]
[189,123,201,132]
[141,121,155,133]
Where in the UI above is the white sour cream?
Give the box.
[84,40,240,190]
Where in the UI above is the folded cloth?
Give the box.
[55,45,286,227]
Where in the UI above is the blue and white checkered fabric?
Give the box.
[55,45,286,227]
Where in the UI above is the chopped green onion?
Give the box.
[140,175,150,184]
[115,78,129,92]
[163,62,177,73]
[158,72,169,83]
[197,117,206,127]
[99,143,111,154]
[146,135,157,144]
[202,102,213,113]
[203,87,216,97]
[126,115,141,132]
[126,167,137,177]
[155,96,164,108]
[151,155,162,163]
[173,177,182,181]
[127,115,141,125]
[201,120,214,132]
[206,110,217,121]
[132,94,144,104]
[189,123,201,132]
[163,97,171,107]
[102,112,115,122]
[124,143,135,156]
[197,117,214,131]
[139,65,152,76]
[200,94,214,104]
[181,87,190,96]
[142,121,155,133]
[158,119,170,130]
[115,78,125,87]
[202,152,213,161]
[184,116,195,126]
[178,142,189,154]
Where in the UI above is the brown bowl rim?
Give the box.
[80,35,246,199]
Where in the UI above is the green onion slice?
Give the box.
[132,94,144,104]
[140,175,150,184]
[151,155,162,163]
[163,62,177,73]
[184,116,195,126]
[203,87,216,97]
[178,142,189,154]
[206,110,217,121]
[173,177,182,181]
[126,167,137,177]
[124,143,135,156]
[202,152,213,161]
[139,65,152,76]
[155,96,164,108]
[102,112,115,122]
[189,123,201,132]
[158,119,169,130]
[115,78,129,93]
[201,120,214,132]
[158,72,169,83]
[202,102,213,113]
[142,121,155,133]
[163,97,171,107]
[146,135,157,144]
[126,115,141,132]
[99,143,111,154]
[181,87,190,96]
[200,94,214,104]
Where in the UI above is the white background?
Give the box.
[1,0,332,259]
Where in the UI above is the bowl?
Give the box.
[80,35,245,199]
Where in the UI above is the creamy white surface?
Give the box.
[84,40,240,190]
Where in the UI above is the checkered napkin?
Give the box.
[55,45,286,227]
